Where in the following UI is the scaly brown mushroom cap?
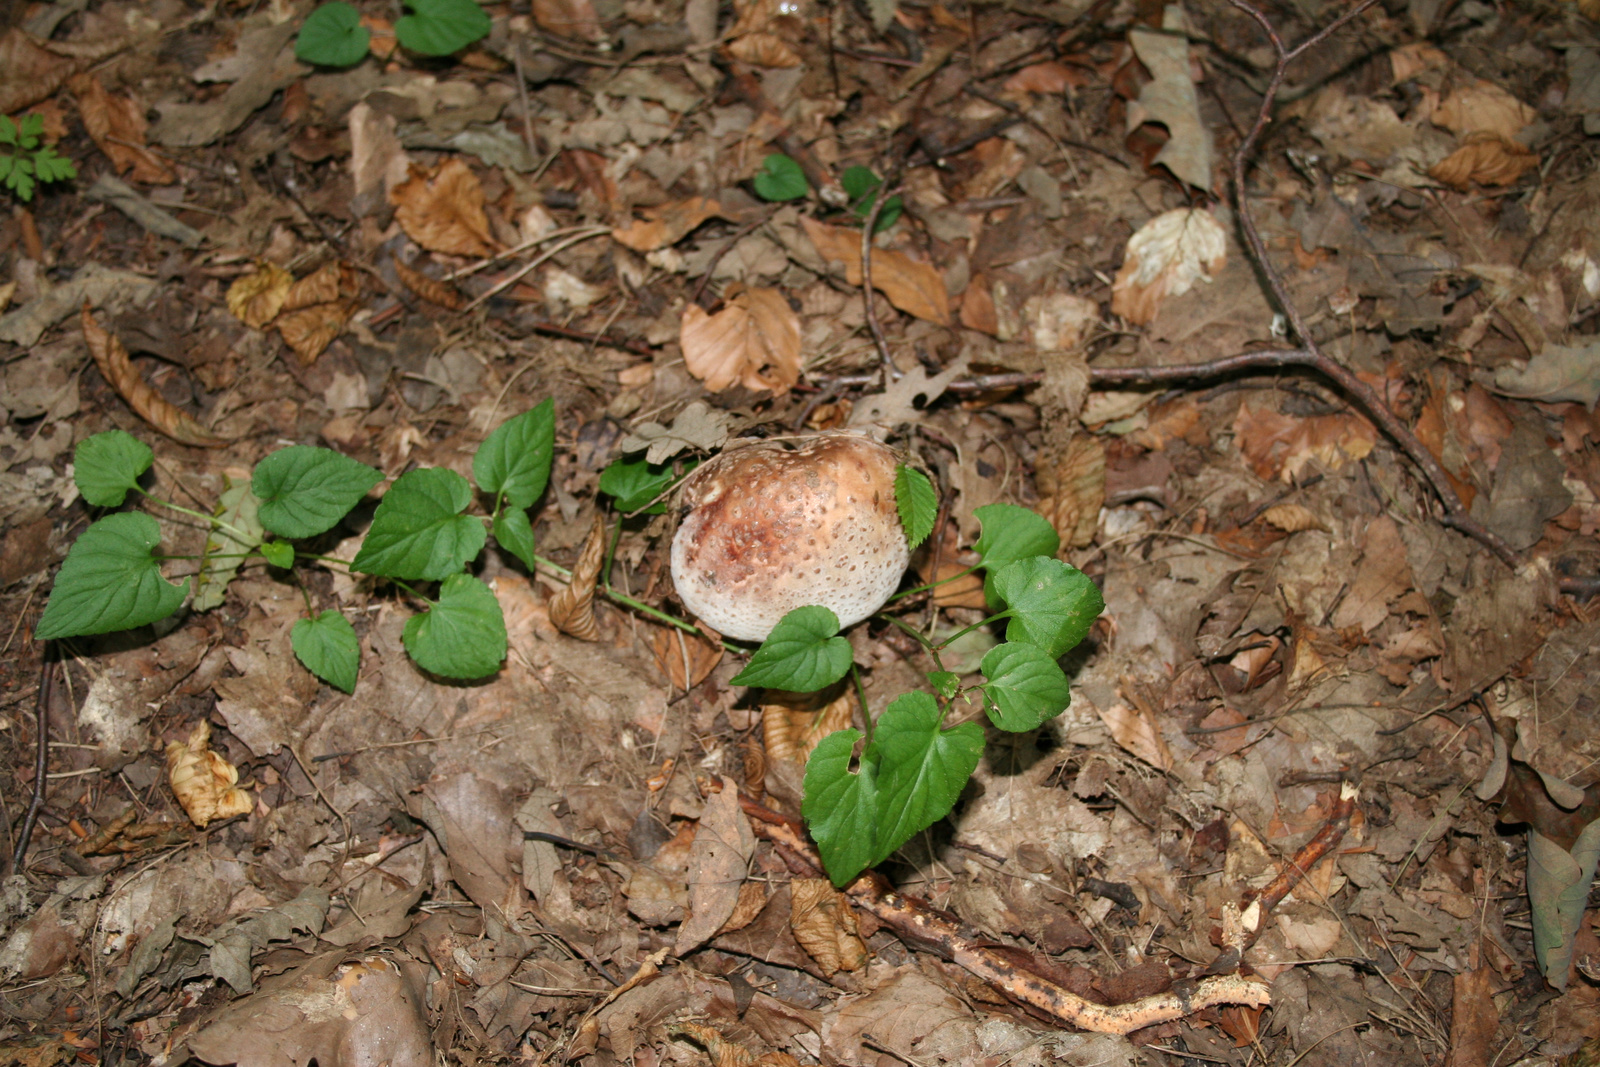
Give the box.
[670,432,911,642]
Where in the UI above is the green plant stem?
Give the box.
[878,614,951,675]
[387,577,432,606]
[135,488,256,543]
[530,554,722,643]
[887,564,981,604]
[934,612,1011,653]
[852,662,873,745]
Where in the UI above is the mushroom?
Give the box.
[670,432,910,642]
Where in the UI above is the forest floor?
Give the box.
[2,0,1600,1063]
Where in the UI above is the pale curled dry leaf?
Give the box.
[1234,403,1378,483]
[1428,134,1539,188]
[166,720,253,829]
[391,158,500,258]
[801,217,952,326]
[1111,208,1226,325]
[611,196,724,253]
[1259,503,1325,533]
[716,880,770,935]
[69,73,175,184]
[676,779,756,955]
[789,878,868,975]
[681,287,802,395]
[282,263,346,312]
[1035,433,1104,550]
[226,261,294,329]
[82,303,229,447]
[1097,702,1173,772]
[276,301,352,366]
[393,260,466,310]
[762,691,855,765]
[549,512,606,640]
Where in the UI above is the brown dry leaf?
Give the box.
[393,260,465,310]
[958,137,1028,201]
[611,196,724,253]
[669,1021,801,1067]
[725,0,805,67]
[1111,208,1227,325]
[69,74,174,185]
[763,691,855,765]
[681,287,802,395]
[1330,515,1414,633]
[0,28,123,114]
[1259,503,1325,533]
[726,31,802,67]
[1097,702,1174,772]
[800,217,952,326]
[1431,80,1537,140]
[1003,61,1087,95]
[1429,134,1539,188]
[276,302,351,366]
[532,0,602,39]
[1035,434,1105,549]
[1446,967,1498,1067]
[789,878,868,975]
[166,720,253,829]
[282,263,345,311]
[676,778,757,955]
[550,513,606,640]
[1388,42,1451,84]
[391,158,499,258]
[226,261,294,329]
[1233,403,1378,483]
[82,303,228,447]
[647,624,723,689]
[717,881,770,935]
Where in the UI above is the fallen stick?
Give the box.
[738,795,1271,1035]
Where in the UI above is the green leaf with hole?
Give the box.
[980,641,1071,732]
[973,503,1060,602]
[353,467,486,580]
[894,464,936,550]
[753,153,808,202]
[194,477,264,613]
[474,399,555,509]
[403,573,506,678]
[292,610,360,692]
[35,513,186,638]
[989,556,1102,659]
[253,446,382,540]
[928,670,960,700]
[598,456,675,514]
[74,429,153,507]
[801,728,878,886]
[731,605,852,692]
[395,0,491,55]
[295,2,371,66]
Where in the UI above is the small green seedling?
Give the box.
[842,165,902,233]
[0,114,77,202]
[735,501,1103,886]
[37,401,558,692]
[753,153,809,202]
[296,0,491,65]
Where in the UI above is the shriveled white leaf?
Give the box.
[619,400,732,463]
[1111,208,1227,326]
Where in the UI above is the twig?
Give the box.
[521,319,654,356]
[12,649,55,874]
[464,229,611,311]
[1240,781,1357,946]
[689,208,779,309]
[738,794,1271,1034]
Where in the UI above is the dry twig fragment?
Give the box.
[549,513,605,640]
[680,287,802,395]
[1111,208,1227,325]
[166,720,253,828]
[82,303,228,447]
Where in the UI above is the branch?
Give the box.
[739,795,1271,1034]
[11,648,54,874]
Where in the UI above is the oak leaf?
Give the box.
[1111,208,1226,325]
[800,217,951,326]
[69,74,174,184]
[83,303,228,447]
[391,158,499,257]
[166,720,253,829]
[680,287,802,395]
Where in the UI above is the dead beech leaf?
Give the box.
[725,0,805,68]
[726,31,802,67]
[669,1021,801,1067]
[166,720,253,829]
[762,691,855,765]
[282,263,345,311]
[647,624,723,690]
[226,261,294,329]
[276,302,351,366]
[82,303,228,447]
[549,513,605,640]
[1258,503,1324,533]
[1097,702,1173,772]
[676,778,756,955]
[0,28,124,114]
[533,0,601,39]
[1234,402,1377,483]
[393,259,465,310]
[1003,61,1087,95]
[69,74,174,185]
[611,196,724,253]
[1428,134,1539,189]
[800,217,952,326]
[1430,80,1537,140]
[789,878,868,975]
[717,881,769,935]
[391,158,499,258]
[1111,208,1226,325]
[1035,434,1105,550]
[681,287,802,395]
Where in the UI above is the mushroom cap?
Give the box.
[670,432,911,642]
